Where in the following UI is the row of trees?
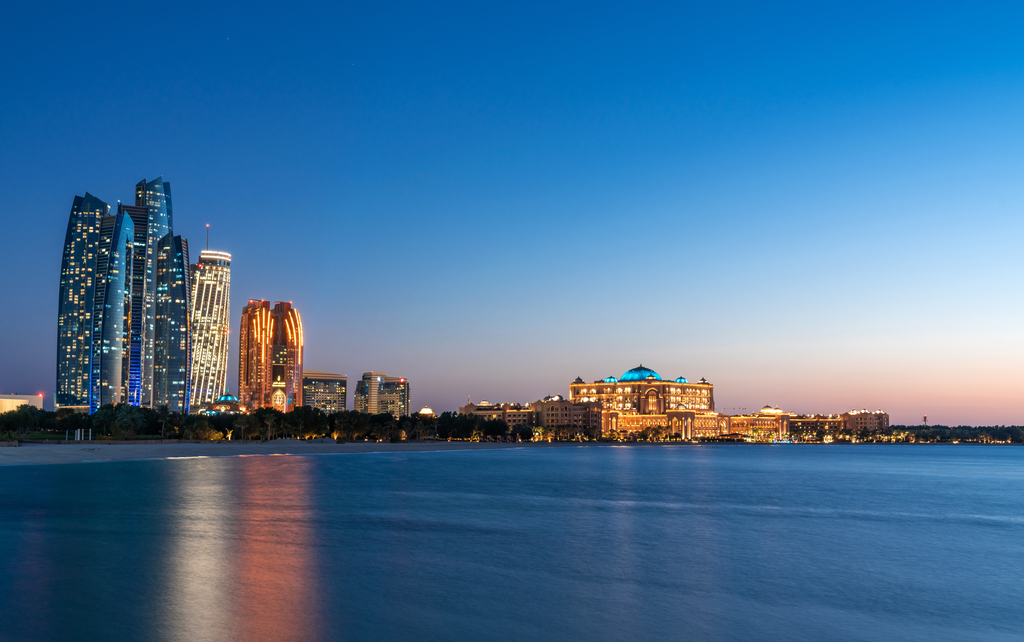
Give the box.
[8,404,1024,444]
[0,404,540,442]
[789,424,1024,443]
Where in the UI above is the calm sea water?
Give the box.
[1,445,1023,641]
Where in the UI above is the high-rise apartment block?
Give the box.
[56,177,192,413]
[302,372,348,413]
[56,193,135,412]
[189,251,231,410]
[238,300,303,412]
[354,372,410,418]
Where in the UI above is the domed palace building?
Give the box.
[569,365,728,439]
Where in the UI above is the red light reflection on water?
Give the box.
[231,458,321,642]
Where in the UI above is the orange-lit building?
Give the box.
[569,365,721,438]
[238,300,304,412]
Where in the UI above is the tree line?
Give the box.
[0,404,539,442]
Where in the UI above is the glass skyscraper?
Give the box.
[189,250,231,410]
[120,177,174,407]
[57,176,192,413]
[56,193,135,411]
[154,234,191,412]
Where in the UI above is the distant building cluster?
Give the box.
[460,364,889,441]
[47,181,895,430]
[53,175,410,420]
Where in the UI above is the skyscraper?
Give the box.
[153,234,191,412]
[56,193,135,412]
[121,176,174,407]
[354,372,410,418]
[189,250,231,410]
[238,300,303,412]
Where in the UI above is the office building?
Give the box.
[56,193,135,412]
[238,300,303,412]
[189,250,231,409]
[153,234,191,412]
[302,372,347,413]
[354,372,410,418]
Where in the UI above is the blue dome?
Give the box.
[620,365,661,382]
[603,375,618,383]
[674,377,688,383]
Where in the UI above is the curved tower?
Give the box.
[57,193,135,411]
[238,300,303,412]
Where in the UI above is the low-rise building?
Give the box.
[724,406,793,440]
[842,409,889,432]
[459,399,534,428]
[0,394,44,413]
[531,395,602,433]
[200,391,247,415]
[789,414,845,440]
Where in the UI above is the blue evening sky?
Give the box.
[2,1,1023,424]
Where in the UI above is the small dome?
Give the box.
[674,376,688,383]
[214,393,240,403]
[603,375,618,383]
[417,406,435,416]
[573,376,585,384]
[620,365,661,382]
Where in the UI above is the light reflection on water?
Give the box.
[1,446,1024,641]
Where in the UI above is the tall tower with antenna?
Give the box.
[188,224,232,409]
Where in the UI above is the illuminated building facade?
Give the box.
[724,406,793,440]
[238,300,303,412]
[842,409,889,432]
[531,396,602,432]
[354,372,410,418]
[200,390,247,416]
[789,414,845,440]
[302,372,347,413]
[189,251,231,410]
[0,394,45,413]
[154,234,191,412]
[120,176,175,407]
[458,400,534,428]
[56,193,135,412]
[569,365,719,438]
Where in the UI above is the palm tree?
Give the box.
[156,405,171,439]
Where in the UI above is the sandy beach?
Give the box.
[0,440,590,466]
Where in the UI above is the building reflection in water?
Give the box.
[162,456,322,642]
[232,457,322,641]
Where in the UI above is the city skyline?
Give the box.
[5,3,1024,425]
